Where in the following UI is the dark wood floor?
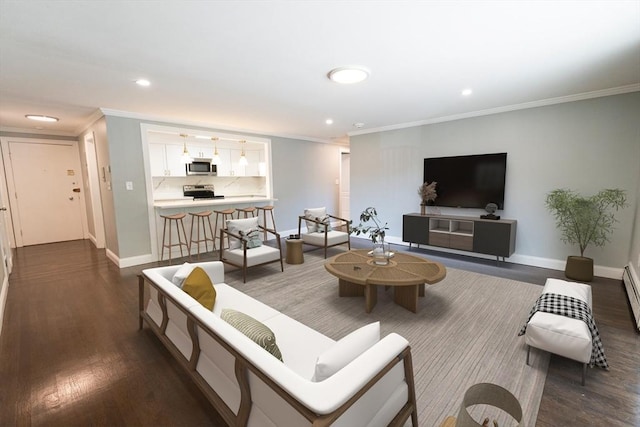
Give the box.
[0,239,637,426]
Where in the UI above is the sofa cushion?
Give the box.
[227,217,260,249]
[313,322,380,382]
[304,207,326,233]
[182,267,216,310]
[302,230,348,246]
[172,262,194,287]
[221,309,283,361]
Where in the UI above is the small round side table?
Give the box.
[285,239,304,264]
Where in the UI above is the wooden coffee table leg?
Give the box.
[338,279,364,297]
[419,282,425,297]
[364,284,377,313]
[394,285,419,313]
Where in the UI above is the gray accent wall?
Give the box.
[351,92,640,277]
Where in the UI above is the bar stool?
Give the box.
[256,205,277,241]
[160,213,190,264]
[213,208,236,250]
[235,206,257,218]
[189,211,215,259]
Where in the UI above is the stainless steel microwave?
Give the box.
[186,159,216,176]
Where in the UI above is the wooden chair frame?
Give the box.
[219,225,284,282]
[298,214,351,258]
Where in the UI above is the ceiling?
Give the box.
[1,1,639,143]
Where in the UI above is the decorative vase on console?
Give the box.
[418,181,437,215]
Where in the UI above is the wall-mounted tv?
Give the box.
[423,153,507,210]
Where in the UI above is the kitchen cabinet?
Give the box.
[228,149,263,176]
[149,143,186,177]
[187,142,214,159]
[214,148,232,176]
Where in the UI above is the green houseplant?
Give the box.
[351,207,390,265]
[545,188,627,281]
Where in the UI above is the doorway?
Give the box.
[339,151,350,222]
[1,138,88,246]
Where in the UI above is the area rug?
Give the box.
[224,248,549,426]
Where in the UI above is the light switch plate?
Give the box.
[126,181,133,190]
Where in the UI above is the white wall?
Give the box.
[350,92,640,278]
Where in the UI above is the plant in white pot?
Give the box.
[351,207,390,265]
[545,188,627,281]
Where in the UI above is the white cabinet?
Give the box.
[149,143,186,177]
[215,148,232,176]
[227,149,263,176]
[188,142,214,159]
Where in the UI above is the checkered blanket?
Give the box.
[518,292,609,369]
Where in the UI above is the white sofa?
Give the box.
[138,261,417,426]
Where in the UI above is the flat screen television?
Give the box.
[423,153,507,210]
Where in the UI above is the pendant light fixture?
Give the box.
[179,133,192,164]
[239,140,248,166]
[211,137,221,165]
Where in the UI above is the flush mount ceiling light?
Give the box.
[135,79,151,87]
[25,114,58,122]
[327,66,370,84]
[325,118,333,125]
[461,88,473,96]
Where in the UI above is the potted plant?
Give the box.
[351,207,390,265]
[418,181,437,215]
[545,188,627,281]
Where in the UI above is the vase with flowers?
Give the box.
[418,181,437,215]
[351,207,390,265]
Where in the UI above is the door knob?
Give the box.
[72,188,81,193]
[0,207,6,211]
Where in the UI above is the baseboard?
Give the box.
[106,248,156,268]
[0,274,8,337]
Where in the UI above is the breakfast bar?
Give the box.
[153,196,277,259]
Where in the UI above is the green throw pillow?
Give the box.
[182,267,216,310]
[239,228,262,249]
[221,309,283,361]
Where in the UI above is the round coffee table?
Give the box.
[324,249,446,313]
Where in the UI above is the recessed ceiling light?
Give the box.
[25,114,59,122]
[328,67,370,84]
[136,79,151,87]
[462,88,473,96]
[325,118,333,125]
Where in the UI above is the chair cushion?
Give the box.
[224,245,281,267]
[312,322,380,382]
[302,230,348,246]
[182,267,216,310]
[221,309,283,361]
[304,207,326,233]
[227,217,260,249]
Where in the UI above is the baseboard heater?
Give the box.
[623,265,640,332]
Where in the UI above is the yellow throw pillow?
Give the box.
[182,267,216,310]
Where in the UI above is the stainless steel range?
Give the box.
[183,185,223,200]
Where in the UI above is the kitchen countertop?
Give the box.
[154,196,275,209]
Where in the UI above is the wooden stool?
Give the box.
[256,205,276,241]
[213,208,235,250]
[235,206,257,218]
[189,211,215,258]
[160,213,189,264]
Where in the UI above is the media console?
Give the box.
[402,213,516,262]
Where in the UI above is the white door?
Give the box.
[7,141,86,246]
[340,152,350,221]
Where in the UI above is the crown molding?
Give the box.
[349,84,640,137]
